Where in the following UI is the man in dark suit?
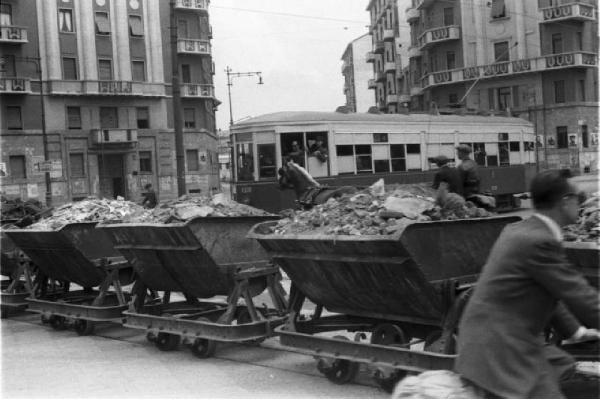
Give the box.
[455,169,600,399]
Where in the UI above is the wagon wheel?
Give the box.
[236,308,266,344]
[370,324,410,393]
[316,335,359,385]
[49,315,67,331]
[155,332,180,351]
[74,319,95,336]
[189,317,217,359]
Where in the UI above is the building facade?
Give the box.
[367,0,599,171]
[341,33,375,113]
[0,0,220,206]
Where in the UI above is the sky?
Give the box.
[210,1,371,131]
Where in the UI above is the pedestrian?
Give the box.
[287,141,305,166]
[456,144,480,197]
[309,137,328,163]
[429,155,463,196]
[455,169,600,399]
[141,183,157,208]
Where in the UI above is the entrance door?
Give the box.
[98,154,125,199]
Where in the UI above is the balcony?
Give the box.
[415,0,435,10]
[91,129,138,146]
[366,51,376,63]
[174,0,209,12]
[46,80,166,96]
[384,61,396,72]
[386,94,398,104]
[0,25,28,43]
[406,7,420,22]
[410,86,424,96]
[540,3,596,23]
[368,79,377,89]
[341,60,351,73]
[0,77,31,93]
[375,70,386,82]
[418,25,460,50]
[420,51,597,89]
[383,29,395,41]
[398,94,411,104]
[374,40,385,54]
[408,45,421,58]
[181,83,215,98]
[177,39,211,55]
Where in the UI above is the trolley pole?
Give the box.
[225,66,263,127]
[170,0,186,196]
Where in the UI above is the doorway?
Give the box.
[98,154,125,199]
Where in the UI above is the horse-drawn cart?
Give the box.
[5,222,134,334]
[249,216,523,390]
[99,215,288,358]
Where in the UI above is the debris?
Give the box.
[563,192,600,243]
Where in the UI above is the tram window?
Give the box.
[406,144,421,154]
[374,160,390,173]
[336,145,354,156]
[236,143,254,181]
[473,142,486,166]
[390,144,406,171]
[258,144,276,179]
[509,141,520,152]
[498,132,509,141]
[373,133,388,143]
[391,158,406,172]
[487,155,499,166]
[390,144,405,158]
[499,143,510,166]
[336,145,354,174]
[355,145,372,174]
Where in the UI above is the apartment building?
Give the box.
[0,0,220,206]
[341,33,375,113]
[367,0,598,171]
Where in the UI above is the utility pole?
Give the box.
[225,66,263,126]
[170,0,186,196]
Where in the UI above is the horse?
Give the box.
[277,160,357,209]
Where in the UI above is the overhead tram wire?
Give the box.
[211,5,367,25]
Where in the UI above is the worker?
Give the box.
[456,144,480,197]
[309,137,328,163]
[429,155,463,196]
[141,183,157,208]
[455,169,600,399]
[287,141,305,166]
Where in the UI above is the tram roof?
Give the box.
[233,111,533,128]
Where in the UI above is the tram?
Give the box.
[229,111,537,212]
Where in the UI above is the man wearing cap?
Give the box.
[429,155,463,196]
[287,141,305,166]
[456,144,480,197]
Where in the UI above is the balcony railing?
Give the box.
[177,39,211,55]
[0,77,31,93]
[0,25,28,43]
[383,29,395,41]
[181,83,214,98]
[540,3,596,23]
[341,61,351,73]
[366,52,376,63]
[174,0,209,12]
[418,25,460,50]
[420,51,597,89]
[384,61,396,72]
[98,80,132,94]
[374,40,385,54]
[406,7,420,22]
[375,70,386,82]
[386,94,398,104]
[91,129,138,145]
[46,80,166,96]
[368,79,377,89]
[408,45,421,58]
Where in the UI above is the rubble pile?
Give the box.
[26,197,148,230]
[269,179,492,236]
[563,192,600,243]
[129,193,275,224]
[1,197,50,227]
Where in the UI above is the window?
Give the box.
[498,133,509,141]
[582,125,588,148]
[62,57,77,80]
[443,7,454,25]
[473,142,486,165]
[1,54,16,75]
[132,60,145,81]
[355,145,372,173]
[258,144,276,179]
[183,108,195,128]
[59,9,74,32]
[236,143,254,181]
[488,88,495,110]
[98,59,113,80]
[494,41,509,62]
[556,126,568,149]
[100,107,118,128]
[9,155,26,178]
[181,64,191,83]
[491,0,506,19]
[554,80,565,103]
[136,107,149,128]
[373,133,388,143]
[512,86,520,107]
[139,151,152,173]
[186,149,199,171]
[95,12,111,35]
[406,144,421,154]
[497,87,511,110]
[178,19,188,37]
[67,106,81,129]
[446,51,456,69]
[0,4,12,26]
[390,144,406,172]
[499,142,509,166]
[576,31,583,51]
[509,142,520,152]
[6,106,22,129]
[128,15,143,37]
[551,33,562,54]
[578,80,585,101]
[69,153,85,177]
